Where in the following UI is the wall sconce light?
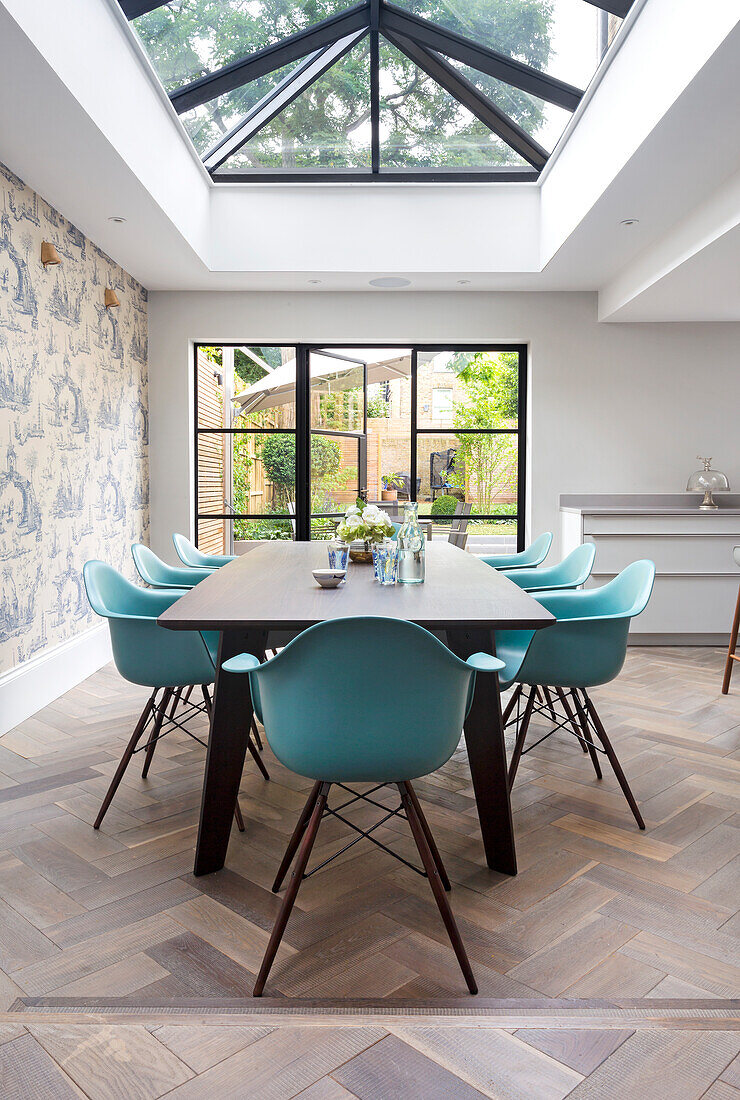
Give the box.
[104,288,120,308]
[41,241,61,267]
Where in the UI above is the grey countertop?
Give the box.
[560,494,740,515]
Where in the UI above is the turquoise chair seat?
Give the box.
[480,531,552,571]
[223,616,503,996]
[132,543,213,590]
[500,560,655,830]
[501,542,595,593]
[173,532,236,568]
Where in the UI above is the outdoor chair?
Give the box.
[448,502,472,549]
[223,616,504,996]
[430,448,457,501]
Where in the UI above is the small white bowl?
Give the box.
[312,568,347,589]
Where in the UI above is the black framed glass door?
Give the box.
[195,343,527,553]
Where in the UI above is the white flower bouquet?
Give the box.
[336,499,395,546]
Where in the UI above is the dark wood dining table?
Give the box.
[159,541,554,878]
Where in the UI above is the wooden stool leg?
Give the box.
[399,783,477,995]
[271,781,322,892]
[141,688,173,779]
[508,688,536,790]
[94,691,156,828]
[233,800,246,832]
[582,691,645,830]
[254,782,329,996]
[722,583,740,694]
[404,781,451,891]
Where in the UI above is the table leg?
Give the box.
[194,628,267,876]
[446,628,517,876]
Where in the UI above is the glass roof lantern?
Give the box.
[119,0,636,182]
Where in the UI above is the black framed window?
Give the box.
[121,1,633,184]
[195,342,527,553]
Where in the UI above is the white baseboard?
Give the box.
[0,624,112,737]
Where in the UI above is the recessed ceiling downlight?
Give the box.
[108,216,127,224]
[620,218,639,227]
[369,277,411,288]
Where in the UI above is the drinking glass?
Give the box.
[328,541,349,570]
[373,540,398,586]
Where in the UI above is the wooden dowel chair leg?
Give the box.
[233,800,246,832]
[502,684,522,726]
[508,688,536,790]
[181,684,194,706]
[201,684,212,717]
[582,691,645,830]
[94,691,156,829]
[722,583,740,694]
[167,688,182,721]
[555,686,589,755]
[541,686,558,723]
[271,781,323,893]
[399,783,477,995]
[141,688,173,779]
[251,716,263,751]
[248,734,270,781]
[254,782,330,996]
[570,690,603,780]
[403,781,451,892]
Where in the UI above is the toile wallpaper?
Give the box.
[0,161,149,676]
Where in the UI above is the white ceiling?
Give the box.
[0,0,739,320]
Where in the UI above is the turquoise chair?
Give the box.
[480,531,552,570]
[497,560,655,829]
[83,560,266,831]
[132,543,213,590]
[173,532,236,568]
[501,542,595,593]
[223,616,504,996]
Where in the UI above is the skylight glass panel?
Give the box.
[217,41,371,173]
[132,0,354,92]
[388,0,603,90]
[181,63,299,156]
[448,63,573,154]
[379,41,527,169]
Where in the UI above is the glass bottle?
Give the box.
[397,502,425,584]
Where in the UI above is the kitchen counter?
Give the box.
[560,495,740,644]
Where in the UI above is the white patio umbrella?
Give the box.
[232,348,413,417]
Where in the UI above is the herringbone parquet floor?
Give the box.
[0,646,738,1097]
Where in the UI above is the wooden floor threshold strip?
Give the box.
[8,997,740,1030]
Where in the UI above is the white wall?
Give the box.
[148,290,740,562]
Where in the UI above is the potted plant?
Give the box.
[336,499,395,562]
[381,473,404,502]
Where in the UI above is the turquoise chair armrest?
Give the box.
[109,588,192,620]
[465,652,504,672]
[222,652,262,674]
